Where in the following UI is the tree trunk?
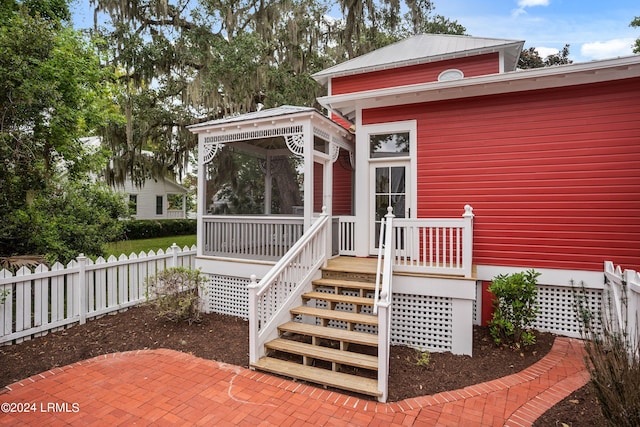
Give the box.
[272,158,302,214]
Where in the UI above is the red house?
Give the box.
[188,34,640,401]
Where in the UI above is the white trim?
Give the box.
[476,264,605,289]
[437,69,464,82]
[360,121,418,256]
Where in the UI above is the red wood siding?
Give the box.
[333,149,353,215]
[331,54,499,95]
[314,162,323,212]
[363,78,640,272]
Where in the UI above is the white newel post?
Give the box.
[171,243,179,268]
[248,274,260,365]
[377,299,391,403]
[462,205,474,278]
[77,254,87,325]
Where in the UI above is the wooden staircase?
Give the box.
[251,258,382,398]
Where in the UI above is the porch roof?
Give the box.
[188,106,317,131]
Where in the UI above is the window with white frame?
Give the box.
[156,195,163,215]
[369,132,410,158]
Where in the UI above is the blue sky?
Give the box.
[72,0,638,63]
[431,0,638,62]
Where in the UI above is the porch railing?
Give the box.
[248,210,330,365]
[336,216,356,256]
[393,205,475,277]
[202,215,304,260]
[201,206,474,278]
[167,209,185,219]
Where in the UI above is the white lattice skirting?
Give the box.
[202,274,603,351]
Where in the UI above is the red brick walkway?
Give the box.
[1,337,588,426]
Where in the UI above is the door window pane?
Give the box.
[373,165,407,248]
[375,168,389,193]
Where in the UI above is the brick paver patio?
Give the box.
[0,337,588,426]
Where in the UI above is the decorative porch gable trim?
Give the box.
[202,122,354,164]
[202,124,305,163]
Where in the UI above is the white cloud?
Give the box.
[518,0,550,7]
[580,38,635,60]
[512,0,550,17]
[535,47,559,58]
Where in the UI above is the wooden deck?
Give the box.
[326,256,477,280]
[326,256,378,275]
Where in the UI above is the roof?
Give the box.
[187,105,317,130]
[317,54,640,123]
[312,34,524,85]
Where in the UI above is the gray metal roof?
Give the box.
[313,34,524,84]
[187,105,316,130]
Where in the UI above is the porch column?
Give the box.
[324,158,333,217]
[303,122,314,230]
[264,154,272,215]
[354,106,369,257]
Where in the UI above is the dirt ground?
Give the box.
[0,304,604,425]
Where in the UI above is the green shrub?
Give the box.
[121,219,196,240]
[488,269,540,348]
[574,281,640,426]
[415,349,431,368]
[145,267,207,324]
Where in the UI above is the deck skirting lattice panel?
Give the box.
[391,293,453,351]
[533,285,603,338]
[204,274,250,319]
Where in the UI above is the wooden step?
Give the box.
[265,338,378,371]
[302,291,374,307]
[278,322,378,347]
[291,306,378,327]
[312,278,376,292]
[251,357,382,397]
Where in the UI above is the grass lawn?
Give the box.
[104,235,196,257]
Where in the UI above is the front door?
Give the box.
[370,162,410,254]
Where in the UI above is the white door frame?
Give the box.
[356,120,417,256]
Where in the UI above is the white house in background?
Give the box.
[81,136,189,220]
[114,177,188,220]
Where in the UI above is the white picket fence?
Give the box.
[0,244,196,344]
[603,261,640,352]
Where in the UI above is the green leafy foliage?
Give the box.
[488,269,540,348]
[0,0,125,263]
[1,181,128,264]
[121,219,196,240]
[145,267,207,325]
[632,16,640,54]
[414,349,431,368]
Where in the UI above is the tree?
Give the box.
[518,44,572,69]
[632,16,640,54]
[90,0,467,215]
[0,0,126,263]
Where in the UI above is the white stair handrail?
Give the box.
[374,206,395,315]
[248,208,330,365]
[375,206,395,403]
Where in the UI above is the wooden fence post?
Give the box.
[77,254,87,325]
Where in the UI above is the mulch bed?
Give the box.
[0,304,604,424]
